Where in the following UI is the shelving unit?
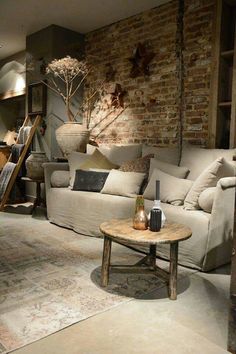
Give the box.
[209,0,236,148]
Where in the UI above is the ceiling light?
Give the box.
[0,44,3,48]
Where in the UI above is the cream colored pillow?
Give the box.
[198,187,216,213]
[80,149,118,170]
[51,171,70,188]
[86,144,142,165]
[68,152,91,187]
[184,157,224,210]
[149,158,189,179]
[101,169,145,197]
[143,168,193,205]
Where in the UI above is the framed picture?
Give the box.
[28,82,47,116]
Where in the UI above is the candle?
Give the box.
[156,180,160,200]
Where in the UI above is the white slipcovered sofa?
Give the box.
[44,145,236,271]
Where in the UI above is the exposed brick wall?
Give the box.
[85,0,214,147]
[183,0,214,146]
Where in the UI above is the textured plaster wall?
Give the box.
[0,51,26,139]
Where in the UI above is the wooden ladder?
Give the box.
[0,115,42,211]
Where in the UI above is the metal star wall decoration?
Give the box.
[129,43,155,78]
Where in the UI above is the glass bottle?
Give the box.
[133,195,148,230]
[149,180,166,231]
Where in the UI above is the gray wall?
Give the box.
[26,25,85,160]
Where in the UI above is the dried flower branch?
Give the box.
[44,56,89,122]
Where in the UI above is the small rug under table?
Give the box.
[0,213,185,353]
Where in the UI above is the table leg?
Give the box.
[149,244,157,268]
[32,182,41,213]
[101,236,112,287]
[169,242,178,300]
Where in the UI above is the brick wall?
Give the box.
[85,0,214,147]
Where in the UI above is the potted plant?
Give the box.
[44,56,127,156]
[44,56,91,156]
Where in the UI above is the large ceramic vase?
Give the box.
[55,122,90,157]
[25,151,48,180]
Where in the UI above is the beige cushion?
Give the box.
[80,149,118,170]
[149,158,189,179]
[142,145,179,164]
[68,152,91,187]
[198,187,216,213]
[184,157,224,210]
[143,168,193,205]
[51,171,70,187]
[87,144,142,165]
[101,169,145,197]
[119,154,154,174]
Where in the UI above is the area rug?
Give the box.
[0,212,186,353]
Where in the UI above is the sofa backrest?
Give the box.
[87,144,142,165]
[142,145,179,165]
[180,147,236,180]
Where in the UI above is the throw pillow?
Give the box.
[86,144,142,165]
[119,154,154,194]
[51,171,70,188]
[119,154,154,174]
[149,158,189,179]
[79,148,118,170]
[198,187,216,213]
[68,151,91,187]
[72,169,109,192]
[184,157,224,210]
[143,168,193,205]
[101,169,145,198]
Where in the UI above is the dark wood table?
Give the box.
[100,218,192,300]
[21,177,44,213]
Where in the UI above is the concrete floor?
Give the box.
[3,208,230,354]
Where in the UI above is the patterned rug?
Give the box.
[0,211,184,353]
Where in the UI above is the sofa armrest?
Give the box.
[217,176,236,190]
[43,162,69,197]
[204,177,235,270]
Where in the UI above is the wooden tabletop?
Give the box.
[100,218,192,246]
[21,177,44,183]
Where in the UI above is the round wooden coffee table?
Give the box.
[100,218,192,300]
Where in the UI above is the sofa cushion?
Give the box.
[180,146,236,180]
[87,144,142,165]
[149,158,189,179]
[72,169,109,192]
[51,171,70,188]
[142,145,179,165]
[79,149,118,171]
[143,168,193,205]
[184,157,223,210]
[198,187,216,213]
[119,154,154,174]
[68,151,91,187]
[101,169,145,197]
